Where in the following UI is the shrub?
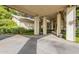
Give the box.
[61,30,66,39]
[0,19,34,35]
[0,27,34,35]
[0,6,34,35]
[76,29,79,37]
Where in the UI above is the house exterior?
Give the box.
[12,14,34,30]
[7,5,77,41]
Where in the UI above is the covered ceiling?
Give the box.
[7,5,67,17]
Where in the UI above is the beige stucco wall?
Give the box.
[12,16,34,30]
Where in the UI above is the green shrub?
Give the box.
[17,27,34,35]
[0,27,34,35]
[76,29,79,37]
[0,6,12,19]
[0,19,34,35]
[76,37,79,43]
[0,6,34,35]
[61,30,66,39]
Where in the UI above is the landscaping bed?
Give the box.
[0,19,34,35]
[76,28,79,43]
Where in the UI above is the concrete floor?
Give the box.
[0,34,79,54]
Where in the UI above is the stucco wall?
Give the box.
[12,16,34,30]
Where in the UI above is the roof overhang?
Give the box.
[7,5,67,17]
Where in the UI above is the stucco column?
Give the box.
[66,6,76,41]
[51,20,54,31]
[43,17,47,35]
[57,12,61,36]
[34,16,40,35]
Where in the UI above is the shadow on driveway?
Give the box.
[18,35,48,54]
[0,34,13,40]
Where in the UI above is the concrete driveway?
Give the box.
[0,34,79,54]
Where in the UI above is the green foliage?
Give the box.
[0,6,34,35]
[76,37,79,43]
[8,8,18,15]
[75,28,79,43]
[0,27,34,35]
[76,29,79,37]
[0,19,17,27]
[0,19,34,35]
[0,6,12,19]
[76,9,79,42]
[77,9,79,16]
[61,30,66,39]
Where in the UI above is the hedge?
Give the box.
[0,27,34,35]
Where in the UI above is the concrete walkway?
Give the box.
[0,34,79,54]
[0,35,30,54]
[37,34,79,54]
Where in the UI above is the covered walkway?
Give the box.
[0,5,77,54]
[7,5,77,41]
[0,34,79,54]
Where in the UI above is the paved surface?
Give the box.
[0,34,13,40]
[0,35,30,54]
[37,34,79,54]
[0,34,79,54]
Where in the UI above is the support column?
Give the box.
[57,12,61,36]
[51,20,54,31]
[43,17,47,35]
[34,16,40,35]
[66,6,76,41]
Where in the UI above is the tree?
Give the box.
[0,5,12,19]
